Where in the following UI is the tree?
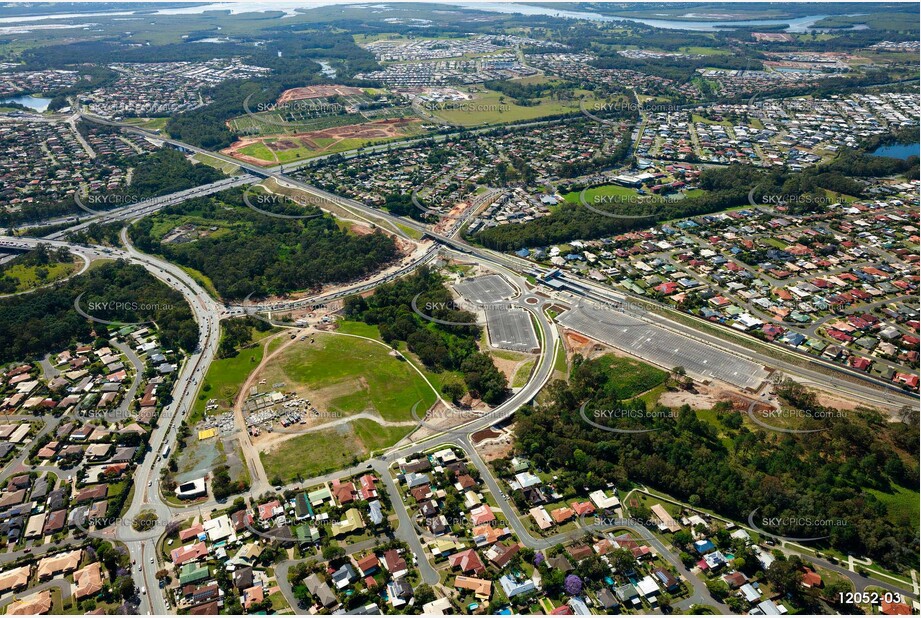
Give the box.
[414,584,436,605]
[726,596,749,613]
[322,543,344,560]
[441,376,466,402]
[765,559,804,598]
[659,592,673,612]
[115,576,135,600]
[824,579,852,605]
[706,579,729,600]
[673,530,694,550]
[564,574,583,596]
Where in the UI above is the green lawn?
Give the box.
[335,319,381,338]
[190,328,267,423]
[123,117,169,133]
[235,121,425,164]
[763,237,789,249]
[512,359,536,388]
[428,89,603,126]
[255,332,437,423]
[867,485,920,530]
[2,260,79,292]
[596,354,668,399]
[680,46,730,55]
[553,340,568,376]
[335,319,463,403]
[261,418,410,482]
[692,113,732,127]
[563,183,639,205]
[192,152,240,174]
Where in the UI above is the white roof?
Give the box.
[636,575,659,596]
[589,489,619,509]
[741,583,761,602]
[204,514,234,542]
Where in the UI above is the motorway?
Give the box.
[0,230,223,615]
[66,113,918,409]
[1,115,917,613]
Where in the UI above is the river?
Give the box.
[869,142,920,160]
[0,2,862,33]
[0,94,53,112]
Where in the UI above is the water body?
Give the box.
[0,94,53,112]
[0,2,853,32]
[317,60,337,78]
[869,142,920,160]
[454,3,841,32]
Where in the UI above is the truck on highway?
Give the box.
[161,445,170,458]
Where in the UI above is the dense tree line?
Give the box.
[343,267,509,404]
[129,189,400,300]
[217,316,272,359]
[472,159,894,250]
[592,52,755,84]
[820,147,919,180]
[211,464,250,501]
[64,221,124,246]
[121,147,226,197]
[514,354,919,572]
[382,193,432,222]
[0,260,198,364]
[483,78,578,106]
[472,164,767,250]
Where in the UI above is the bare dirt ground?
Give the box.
[657,387,720,410]
[222,117,422,164]
[814,391,864,412]
[432,200,472,235]
[477,436,514,463]
[278,85,364,103]
[492,354,533,386]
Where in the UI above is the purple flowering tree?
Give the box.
[564,574,583,596]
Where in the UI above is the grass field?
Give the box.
[230,112,425,164]
[595,354,668,399]
[563,183,640,205]
[692,113,732,127]
[254,332,437,423]
[428,89,603,126]
[553,340,568,376]
[190,329,269,424]
[123,117,169,133]
[236,132,420,164]
[512,359,536,388]
[261,418,410,482]
[192,152,240,174]
[230,111,367,137]
[334,319,465,398]
[1,260,79,292]
[681,46,730,55]
[868,485,920,530]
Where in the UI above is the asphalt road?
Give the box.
[1,114,916,614]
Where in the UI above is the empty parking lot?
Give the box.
[558,302,769,391]
[454,275,516,304]
[486,306,539,353]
